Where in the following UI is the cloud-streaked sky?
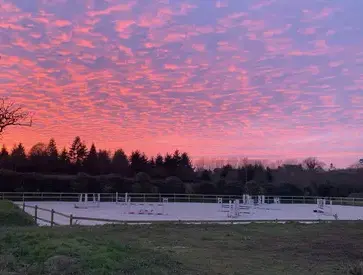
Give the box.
[1,0,363,168]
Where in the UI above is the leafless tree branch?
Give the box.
[0,98,32,135]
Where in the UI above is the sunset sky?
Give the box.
[0,0,363,168]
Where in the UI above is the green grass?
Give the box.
[1,222,363,274]
[0,200,35,226]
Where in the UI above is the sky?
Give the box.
[0,0,363,168]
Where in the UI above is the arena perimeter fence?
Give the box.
[2,192,363,226]
[1,192,363,206]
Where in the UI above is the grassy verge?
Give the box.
[0,200,35,226]
[1,223,363,274]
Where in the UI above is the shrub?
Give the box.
[0,200,35,226]
[348,261,363,275]
[135,172,151,184]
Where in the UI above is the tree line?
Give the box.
[1,98,362,197]
[0,136,195,180]
[0,136,363,197]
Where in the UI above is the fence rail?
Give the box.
[3,192,363,206]
[14,192,363,226]
[21,203,64,226]
[20,202,349,226]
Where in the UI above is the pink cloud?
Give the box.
[114,20,134,32]
[191,44,206,52]
[54,20,72,27]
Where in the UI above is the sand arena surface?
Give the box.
[16,201,363,226]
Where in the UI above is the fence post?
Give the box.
[51,209,54,227]
[34,205,38,224]
[69,214,73,226]
[22,203,25,211]
[22,193,25,202]
[143,193,146,202]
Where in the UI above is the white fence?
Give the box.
[20,203,335,226]
[2,192,363,206]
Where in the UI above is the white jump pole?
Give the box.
[162,198,168,214]
[217,197,222,211]
[235,199,240,217]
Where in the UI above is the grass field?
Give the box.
[0,200,35,226]
[1,201,363,274]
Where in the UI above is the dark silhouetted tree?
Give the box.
[10,143,27,172]
[303,157,325,171]
[58,147,71,173]
[152,154,167,178]
[68,136,87,170]
[155,154,164,166]
[176,152,195,181]
[29,142,48,173]
[0,145,10,169]
[221,164,233,178]
[84,143,98,175]
[98,149,111,174]
[111,149,129,176]
[201,169,212,181]
[180,152,192,168]
[173,150,182,166]
[164,153,175,176]
[46,138,59,173]
[0,98,32,135]
[129,150,149,174]
[149,157,155,167]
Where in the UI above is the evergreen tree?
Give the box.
[149,156,155,166]
[68,136,88,167]
[46,138,59,173]
[176,152,195,181]
[155,154,164,166]
[173,150,182,167]
[164,153,176,176]
[59,147,71,173]
[10,143,27,172]
[98,149,111,174]
[47,138,58,158]
[0,145,9,169]
[164,153,181,177]
[84,143,98,175]
[111,149,129,176]
[129,150,148,174]
[153,154,167,178]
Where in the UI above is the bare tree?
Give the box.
[302,157,325,171]
[0,98,32,135]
